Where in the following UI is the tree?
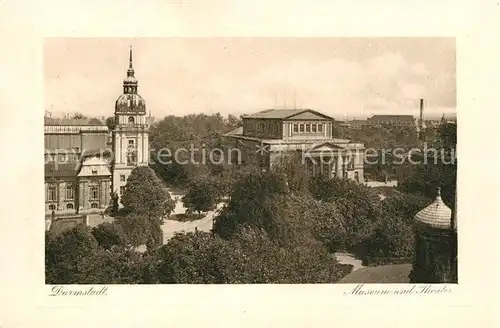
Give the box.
[399,121,457,208]
[71,112,87,119]
[308,175,382,249]
[356,209,415,266]
[182,177,220,214]
[45,224,100,284]
[121,166,175,221]
[105,116,116,131]
[115,215,156,248]
[213,170,289,238]
[155,229,352,284]
[104,191,120,216]
[88,117,104,125]
[272,150,310,195]
[91,222,127,250]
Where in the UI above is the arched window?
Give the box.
[128,116,135,124]
[65,184,74,200]
[91,203,99,209]
[48,204,56,211]
[66,203,74,209]
[90,184,99,200]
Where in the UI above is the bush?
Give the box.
[155,229,351,284]
[91,222,127,250]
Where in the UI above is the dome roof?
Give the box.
[115,93,146,113]
[414,188,452,229]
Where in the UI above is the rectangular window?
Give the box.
[312,124,317,132]
[128,140,134,146]
[293,124,298,133]
[120,175,126,182]
[299,124,304,132]
[47,184,56,201]
[318,124,323,132]
[90,184,99,200]
[120,186,125,195]
[305,124,310,132]
[65,184,74,200]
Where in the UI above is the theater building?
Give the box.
[225,108,365,181]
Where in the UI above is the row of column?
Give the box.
[306,155,346,178]
[284,122,333,138]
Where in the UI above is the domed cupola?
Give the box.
[414,187,452,229]
[115,46,146,114]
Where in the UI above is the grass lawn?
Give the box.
[169,213,206,222]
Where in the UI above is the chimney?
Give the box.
[419,98,424,127]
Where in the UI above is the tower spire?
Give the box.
[127,46,135,78]
[129,46,133,69]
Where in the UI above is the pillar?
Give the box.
[122,135,127,165]
[144,131,150,164]
[136,133,141,164]
[115,132,121,164]
[100,179,106,208]
[57,181,64,210]
[79,180,87,211]
[336,154,342,178]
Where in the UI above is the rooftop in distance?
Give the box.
[242,108,334,120]
[44,117,105,126]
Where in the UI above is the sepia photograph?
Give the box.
[44,37,457,285]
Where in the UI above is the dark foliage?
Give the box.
[121,166,175,220]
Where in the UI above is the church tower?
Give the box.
[112,47,150,199]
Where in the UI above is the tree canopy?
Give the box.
[121,166,175,221]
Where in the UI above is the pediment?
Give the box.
[286,110,333,121]
[309,142,345,152]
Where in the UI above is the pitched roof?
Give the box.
[369,115,415,121]
[77,156,111,177]
[45,163,79,178]
[224,126,243,136]
[243,109,333,120]
[44,117,105,126]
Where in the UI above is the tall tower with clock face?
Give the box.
[112,47,149,199]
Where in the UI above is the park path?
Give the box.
[161,189,224,243]
[162,189,365,275]
[334,252,364,272]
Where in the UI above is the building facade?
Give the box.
[225,109,365,181]
[368,114,416,127]
[44,120,111,215]
[44,48,149,225]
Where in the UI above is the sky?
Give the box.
[44,37,456,119]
